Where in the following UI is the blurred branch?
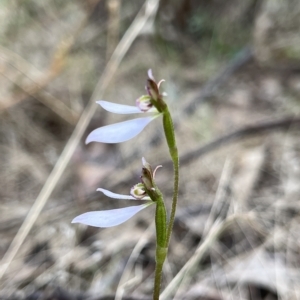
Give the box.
[176,115,300,167]
[106,0,121,60]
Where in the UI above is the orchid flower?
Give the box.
[71,187,154,228]
[72,158,162,228]
[86,70,165,144]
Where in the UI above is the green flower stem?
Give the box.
[162,108,180,246]
[151,103,179,299]
[155,196,167,248]
[144,178,167,299]
[153,245,167,300]
[143,182,167,250]
[153,191,168,300]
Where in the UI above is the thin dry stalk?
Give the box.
[114,222,155,300]
[0,0,160,282]
[173,158,233,298]
[160,214,253,300]
[203,158,233,237]
[106,0,121,60]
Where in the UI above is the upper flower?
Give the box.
[86,70,165,144]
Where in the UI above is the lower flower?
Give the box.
[72,188,153,228]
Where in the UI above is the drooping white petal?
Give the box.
[97,188,135,199]
[97,101,143,114]
[86,115,160,144]
[72,203,153,228]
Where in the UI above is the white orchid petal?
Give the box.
[98,188,151,200]
[72,203,153,228]
[97,101,143,114]
[97,188,135,199]
[86,115,159,144]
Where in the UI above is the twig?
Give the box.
[160,214,253,300]
[177,116,300,167]
[106,0,121,60]
[202,158,233,237]
[115,222,155,300]
[0,0,160,282]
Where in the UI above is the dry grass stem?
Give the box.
[106,0,121,61]
[115,222,155,300]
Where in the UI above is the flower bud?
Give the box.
[142,157,153,174]
[146,79,159,101]
[141,167,154,191]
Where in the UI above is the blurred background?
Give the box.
[1,0,300,299]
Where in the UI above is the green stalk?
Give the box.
[162,108,180,245]
[150,104,179,299]
[153,244,167,300]
[144,180,168,300]
[153,200,168,299]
